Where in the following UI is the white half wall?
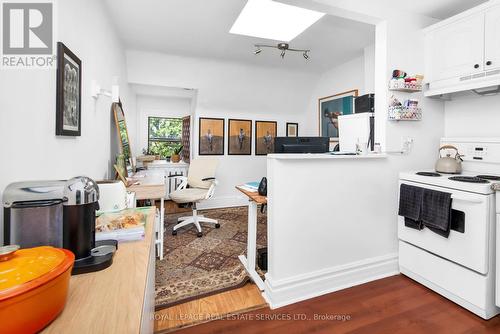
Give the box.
[0,0,133,244]
[126,51,319,207]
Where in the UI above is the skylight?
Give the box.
[230,0,325,42]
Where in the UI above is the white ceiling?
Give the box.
[104,0,375,72]
[378,0,488,19]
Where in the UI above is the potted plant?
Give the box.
[171,145,183,163]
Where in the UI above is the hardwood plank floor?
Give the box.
[174,275,500,334]
[154,283,267,333]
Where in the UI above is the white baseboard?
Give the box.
[197,195,248,210]
[262,253,399,309]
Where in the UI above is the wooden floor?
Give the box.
[173,275,500,334]
[154,283,267,333]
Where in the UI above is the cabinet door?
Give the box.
[485,6,500,71]
[430,14,485,81]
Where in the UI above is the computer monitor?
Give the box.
[274,137,330,154]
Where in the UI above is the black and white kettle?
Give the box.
[435,145,463,174]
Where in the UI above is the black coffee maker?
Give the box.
[63,177,117,275]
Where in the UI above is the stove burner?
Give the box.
[416,172,441,177]
[448,176,490,184]
[477,175,500,181]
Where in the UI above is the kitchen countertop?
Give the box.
[42,206,156,334]
[267,153,387,160]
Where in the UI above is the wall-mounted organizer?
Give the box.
[388,106,422,121]
[388,71,424,121]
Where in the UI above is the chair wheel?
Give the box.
[172,230,177,236]
[197,232,203,238]
[215,223,220,229]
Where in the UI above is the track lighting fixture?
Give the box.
[253,43,310,60]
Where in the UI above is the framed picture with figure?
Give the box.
[318,89,358,142]
[286,123,298,137]
[56,42,82,136]
[199,117,225,155]
[255,121,277,155]
[228,119,252,155]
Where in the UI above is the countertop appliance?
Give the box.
[0,246,74,334]
[435,145,463,174]
[3,180,66,248]
[63,177,116,275]
[96,180,127,213]
[338,112,374,152]
[3,177,117,275]
[398,138,500,319]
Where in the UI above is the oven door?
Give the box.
[398,180,493,274]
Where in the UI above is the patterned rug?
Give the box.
[155,206,267,310]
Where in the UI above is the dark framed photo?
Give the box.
[318,89,358,142]
[56,42,82,136]
[228,119,252,155]
[255,121,277,155]
[286,122,299,137]
[199,117,225,155]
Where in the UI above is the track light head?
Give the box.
[281,50,286,59]
[303,52,309,60]
[254,48,262,55]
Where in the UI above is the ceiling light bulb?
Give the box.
[254,48,262,55]
[281,50,286,58]
[303,52,309,60]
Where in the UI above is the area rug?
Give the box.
[155,206,267,310]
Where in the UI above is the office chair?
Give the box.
[168,158,219,237]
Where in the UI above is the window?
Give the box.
[148,117,183,158]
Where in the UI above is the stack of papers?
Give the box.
[239,181,260,192]
[95,209,146,242]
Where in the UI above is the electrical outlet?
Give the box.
[402,137,414,153]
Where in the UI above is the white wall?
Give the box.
[135,95,192,154]
[444,94,500,137]
[0,0,133,244]
[126,51,319,206]
[302,54,367,136]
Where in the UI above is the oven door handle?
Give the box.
[451,196,484,204]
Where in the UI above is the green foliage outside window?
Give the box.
[147,117,183,158]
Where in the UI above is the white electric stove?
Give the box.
[399,138,500,319]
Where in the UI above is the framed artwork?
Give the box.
[56,42,82,136]
[228,119,252,155]
[318,89,358,141]
[255,121,277,155]
[286,123,298,137]
[199,117,225,155]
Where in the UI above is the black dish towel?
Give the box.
[398,184,424,230]
[421,189,452,238]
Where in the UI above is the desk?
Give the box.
[42,207,156,334]
[128,170,166,260]
[236,186,267,291]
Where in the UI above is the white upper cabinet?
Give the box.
[484,6,500,71]
[428,14,485,82]
[424,3,500,96]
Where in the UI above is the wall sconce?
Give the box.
[91,80,120,103]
